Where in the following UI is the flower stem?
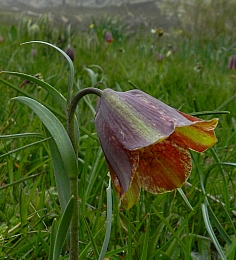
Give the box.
[67,87,103,260]
[67,87,103,153]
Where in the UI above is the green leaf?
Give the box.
[98,176,112,260]
[201,203,226,260]
[197,238,211,260]
[0,133,44,139]
[190,110,230,116]
[12,96,78,179]
[177,188,194,210]
[0,137,51,159]
[140,214,150,260]
[53,196,75,260]
[20,40,74,108]
[0,172,45,191]
[0,77,65,119]
[208,206,232,245]
[49,219,58,260]
[81,212,99,259]
[84,66,98,87]
[1,71,67,111]
[46,129,70,212]
[225,235,236,259]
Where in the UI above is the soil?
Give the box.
[0,0,174,31]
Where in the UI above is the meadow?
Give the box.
[0,3,236,259]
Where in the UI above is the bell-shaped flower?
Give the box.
[95,89,218,209]
[104,31,114,43]
[65,46,75,62]
[228,55,236,70]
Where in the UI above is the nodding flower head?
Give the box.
[65,46,75,62]
[95,89,218,209]
[228,55,236,70]
[104,31,114,43]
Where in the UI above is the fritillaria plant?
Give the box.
[94,89,218,209]
[1,41,218,260]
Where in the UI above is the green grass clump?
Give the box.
[0,6,236,260]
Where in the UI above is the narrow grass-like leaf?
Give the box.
[190,111,230,116]
[127,211,133,260]
[1,71,67,111]
[0,137,51,159]
[46,129,70,213]
[208,206,232,245]
[148,221,167,259]
[34,176,45,257]
[140,214,150,260]
[89,65,105,82]
[197,238,211,260]
[0,133,44,139]
[0,77,66,119]
[49,219,58,260]
[151,205,186,252]
[12,96,78,178]
[177,188,194,210]
[81,211,100,259]
[214,92,236,112]
[53,196,75,260]
[201,203,226,260]
[0,172,45,191]
[225,236,236,259]
[20,41,74,108]
[209,148,230,210]
[98,176,112,260]
[84,66,98,87]
[86,148,104,198]
[19,190,28,237]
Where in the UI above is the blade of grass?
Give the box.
[140,214,150,260]
[12,96,78,178]
[0,133,44,139]
[151,206,186,252]
[190,111,230,116]
[46,129,70,213]
[19,189,28,237]
[225,235,236,259]
[98,176,112,260]
[1,71,67,111]
[20,41,74,109]
[53,196,75,260]
[201,202,226,260]
[0,137,51,159]
[49,219,58,260]
[127,211,133,260]
[177,188,194,210]
[0,77,66,119]
[0,172,46,191]
[208,206,232,245]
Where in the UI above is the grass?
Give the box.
[0,3,236,259]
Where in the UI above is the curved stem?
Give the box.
[67,87,102,153]
[67,87,103,260]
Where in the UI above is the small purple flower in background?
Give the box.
[172,46,178,53]
[31,49,37,57]
[104,31,114,43]
[65,46,75,62]
[228,55,236,70]
[156,53,164,62]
